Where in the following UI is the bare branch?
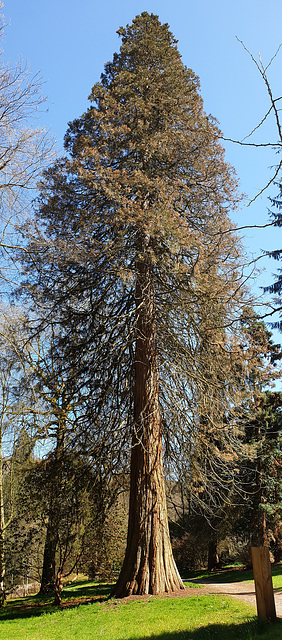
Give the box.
[248,159,282,205]
[221,38,282,205]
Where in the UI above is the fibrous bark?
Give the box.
[113,248,184,596]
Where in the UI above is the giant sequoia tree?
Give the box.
[19,13,249,596]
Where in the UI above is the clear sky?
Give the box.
[3,0,282,324]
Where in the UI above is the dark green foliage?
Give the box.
[236,314,282,548]
[264,182,282,331]
[3,432,41,594]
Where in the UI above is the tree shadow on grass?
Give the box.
[62,581,111,599]
[188,563,282,586]
[0,583,111,622]
[0,596,108,621]
[187,569,254,585]
[127,619,282,640]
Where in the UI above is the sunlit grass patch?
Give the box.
[0,580,280,640]
[186,562,282,589]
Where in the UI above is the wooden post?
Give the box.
[251,546,276,621]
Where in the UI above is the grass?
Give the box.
[0,578,281,640]
[186,567,254,584]
[186,563,282,590]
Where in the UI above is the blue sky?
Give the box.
[3,0,282,321]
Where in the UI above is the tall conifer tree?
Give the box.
[20,13,248,596]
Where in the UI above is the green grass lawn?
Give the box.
[0,578,281,640]
[186,563,282,589]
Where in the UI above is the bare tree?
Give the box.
[223,39,282,205]
[0,3,54,287]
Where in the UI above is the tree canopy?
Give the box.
[18,12,254,596]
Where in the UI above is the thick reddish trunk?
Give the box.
[113,247,183,597]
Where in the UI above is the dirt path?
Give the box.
[194,579,282,618]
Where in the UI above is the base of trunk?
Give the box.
[112,439,184,598]
[112,519,184,597]
[113,562,184,598]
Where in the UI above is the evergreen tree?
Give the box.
[235,312,282,548]
[265,181,282,326]
[0,313,35,604]
[19,13,249,596]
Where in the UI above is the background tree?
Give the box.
[167,308,282,571]
[3,426,39,596]
[16,323,127,597]
[235,312,282,550]
[18,13,251,597]
[265,180,282,323]
[0,330,20,604]
[0,314,129,599]
[0,12,55,595]
[0,309,39,604]
[0,2,54,293]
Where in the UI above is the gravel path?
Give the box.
[196,580,282,618]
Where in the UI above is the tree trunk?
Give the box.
[251,506,268,548]
[40,419,65,593]
[208,537,219,572]
[112,244,184,597]
[39,516,57,593]
[250,461,268,548]
[53,572,63,606]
